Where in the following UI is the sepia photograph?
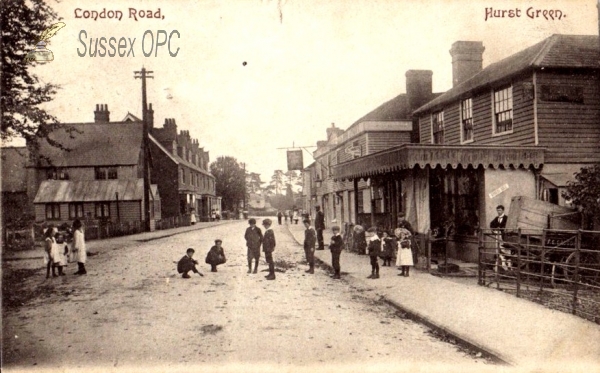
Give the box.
[2,0,600,372]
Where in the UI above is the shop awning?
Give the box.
[333,144,545,180]
[33,179,157,203]
[541,164,588,187]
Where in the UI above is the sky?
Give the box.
[8,0,599,180]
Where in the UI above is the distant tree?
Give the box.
[270,169,285,195]
[1,0,66,148]
[562,164,600,227]
[210,156,245,211]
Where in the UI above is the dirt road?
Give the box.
[2,221,493,372]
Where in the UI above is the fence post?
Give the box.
[495,232,500,289]
[516,228,521,298]
[572,229,582,315]
[540,229,546,292]
[427,235,431,273]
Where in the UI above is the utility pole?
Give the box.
[134,67,154,232]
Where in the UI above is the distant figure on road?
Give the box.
[329,225,344,279]
[277,210,283,225]
[315,205,325,250]
[284,210,289,223]
[71,219,87,275]
[190,209,197,225]
[366,227,381,279]
[244,218,263,274]
[262,219,276,280]
[293,210,299,224]
[177,248,204,278]
[205,239,227,272]
[303,219,316,274]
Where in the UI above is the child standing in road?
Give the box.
[177,248,204,278]
[380,231,396,267]
[244,218,263,274]
[395,228,414,277]
[366,227,381,279]
[329,225,344,279]
[205,239,227,272]
[262,219,276,280]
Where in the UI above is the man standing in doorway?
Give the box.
[315,205,325,250]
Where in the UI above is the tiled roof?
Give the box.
[149,135,214,177]
[34,122,143,167]
[33,179,158,203]
[1,147,29,192]
[414,34,600,114]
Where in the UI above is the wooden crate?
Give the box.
[506,196,580,234]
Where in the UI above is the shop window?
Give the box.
[357,189,364,213]
[493,86,513,134]
[46,203,61,220]
[69,203,84,219]
[95,202,110,218]
[460,98,473,143]
[549,188,559,205]
[432,111,444,144]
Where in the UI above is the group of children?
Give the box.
[43,219,87,278]
[359,225,414,279]
[177,218,277,280]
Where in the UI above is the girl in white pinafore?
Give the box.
[395,227,414,277]
[71,219,87,275]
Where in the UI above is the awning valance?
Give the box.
[333,144,545,180]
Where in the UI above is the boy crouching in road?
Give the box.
[262,219,276,280]
[177,248,204,278]
[329,225,344,279]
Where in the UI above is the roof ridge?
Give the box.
[531,34,560,67]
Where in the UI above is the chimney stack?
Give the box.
[326,123,344,141]
[405,70,433,112]
[94,104,110,122]
[147,103,154,128]
[449,41,485,87]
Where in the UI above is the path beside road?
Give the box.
[286,223,600,371]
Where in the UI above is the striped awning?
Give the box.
[333,144,545,180]
[34,179,157,203]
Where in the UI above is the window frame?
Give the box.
[460,98,474,144]
[95,202,111,218]
[46,203,61,220]
[492,85,514,136]
[69,203,85,219]
[431,110,445,145]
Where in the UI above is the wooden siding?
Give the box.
[35,201,143,224]
[336,134,368,164]
[117,201,142,222]
[418,77,536,147]
[536,70,600,163]
[368,132,412,154]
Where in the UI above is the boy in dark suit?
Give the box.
[177,248,204,278]
[490,205,507,233]
[366,227,381,279]
[262,219,276,280]
[329,225,344,279]
[244,218,263,274]
[303,219,316,274]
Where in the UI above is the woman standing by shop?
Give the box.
[71,219,87,275]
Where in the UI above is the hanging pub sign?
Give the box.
[287,150,303,171]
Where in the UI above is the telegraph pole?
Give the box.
[134,68,154,232]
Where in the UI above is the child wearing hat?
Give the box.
[244,218,263,274]
[262,219,276,280]
[205,239,227,272]
[329,225,344,279]
[366,227,382,279]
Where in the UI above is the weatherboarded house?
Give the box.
[28,105,160,227]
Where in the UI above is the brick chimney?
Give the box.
[147,103,154,128]
[405,70,433,112]
[449,41,485,87]
[94,104,110,122]
[326,123,344,141]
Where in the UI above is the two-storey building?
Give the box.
[334,35,600,261]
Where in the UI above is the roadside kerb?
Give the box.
[284,224,510,365]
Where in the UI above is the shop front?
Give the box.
[333,144,545,262]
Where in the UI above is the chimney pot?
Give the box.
[94,104,110,123]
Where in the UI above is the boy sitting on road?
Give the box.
[177,248,204,278]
